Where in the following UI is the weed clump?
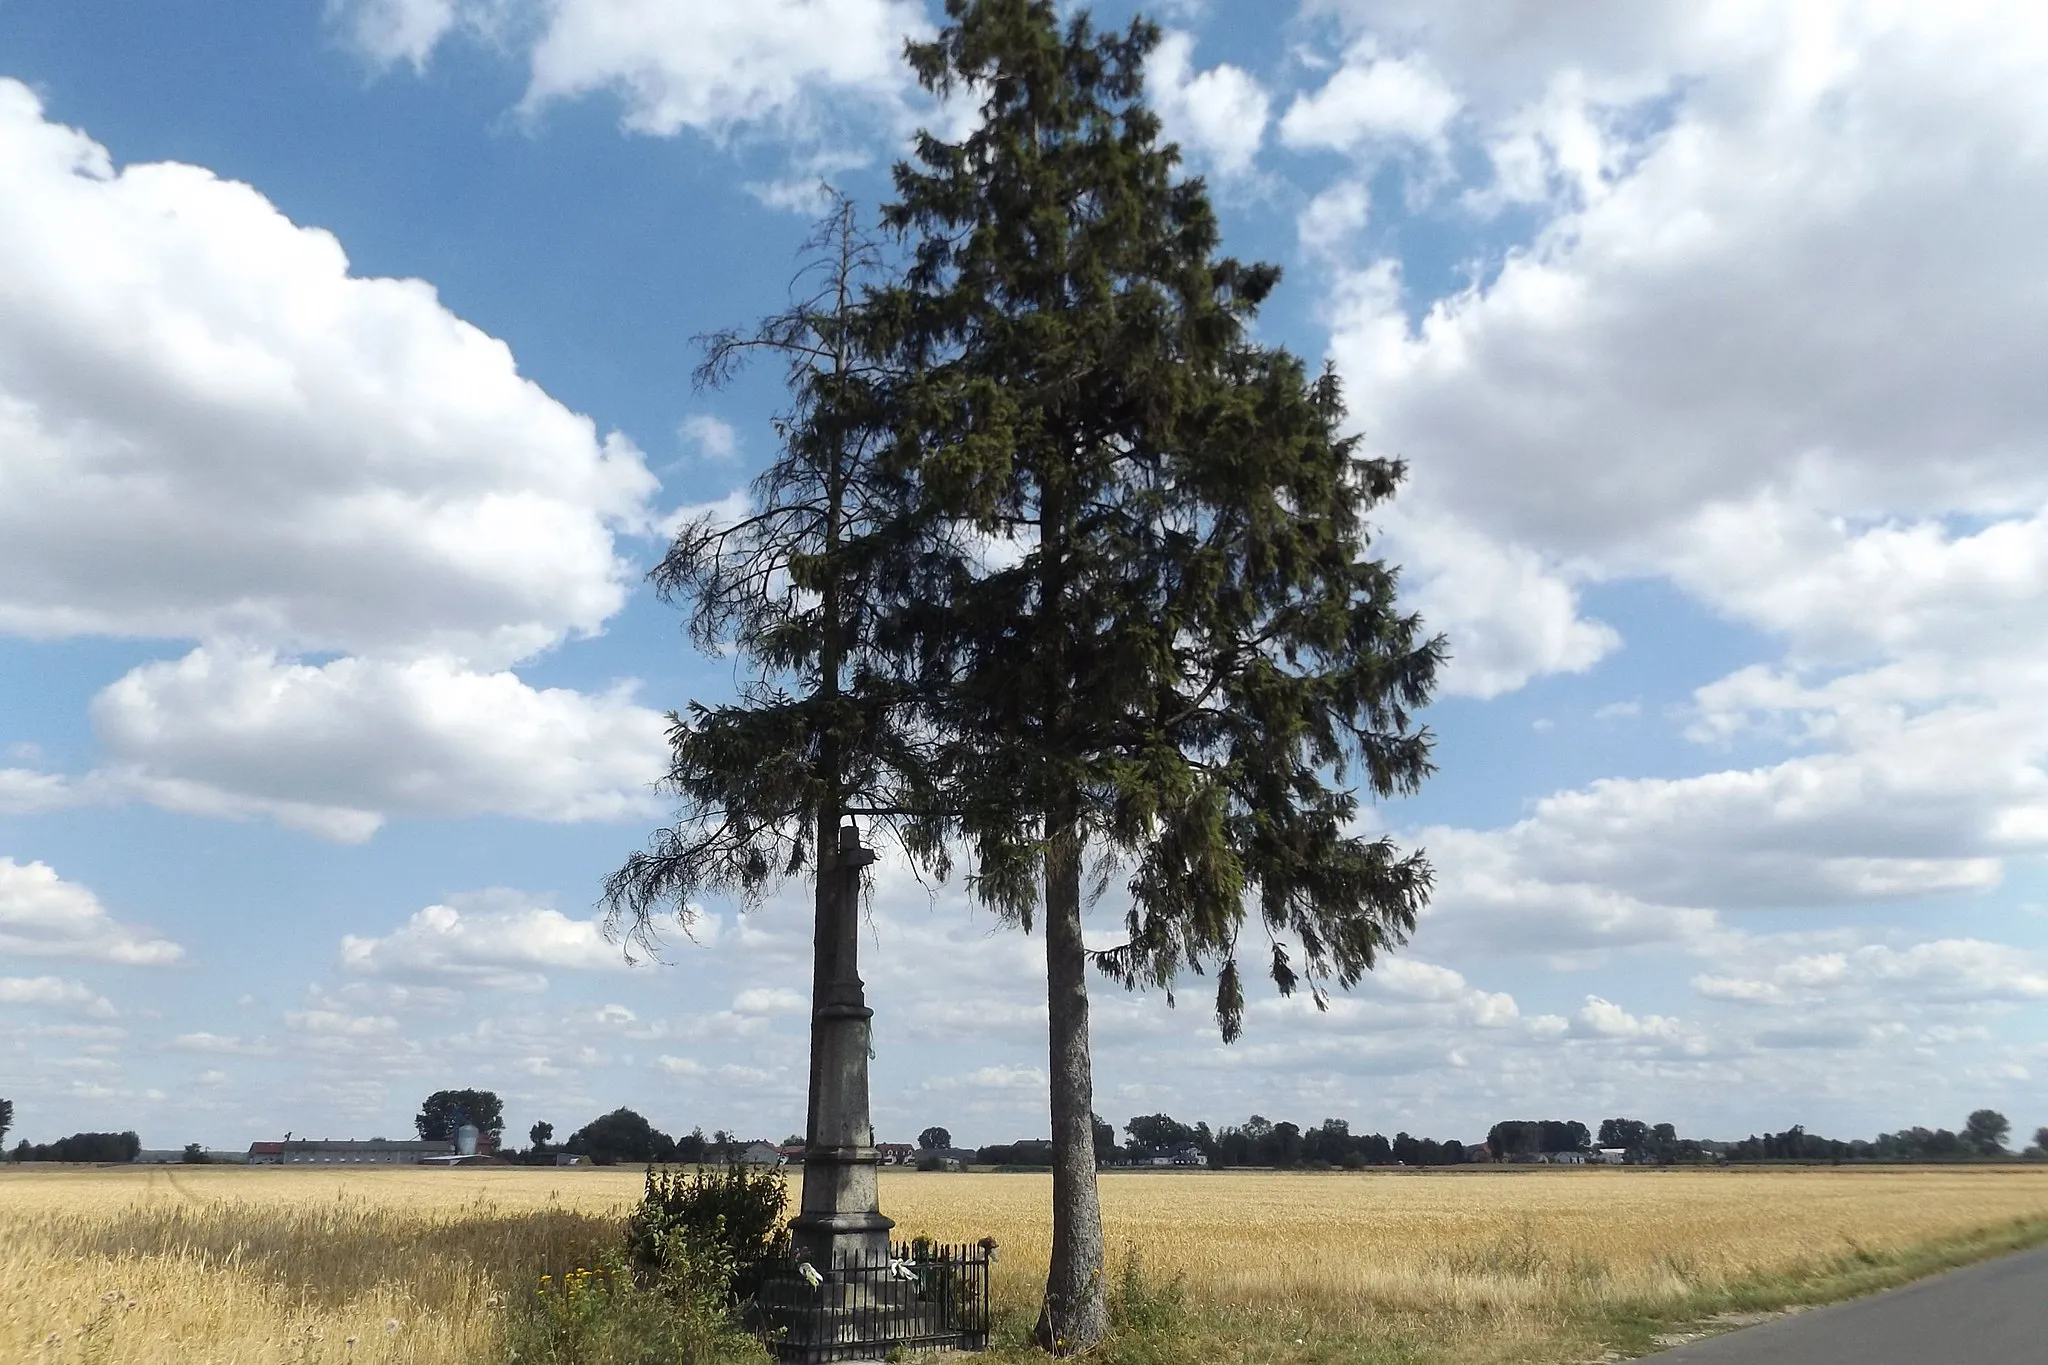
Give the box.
[505,1166,786,1365]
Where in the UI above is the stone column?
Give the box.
[790,822,894,1268]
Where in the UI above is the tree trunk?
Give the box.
[1034,812,1110,1353]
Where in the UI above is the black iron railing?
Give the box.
[743,1241,992,1363]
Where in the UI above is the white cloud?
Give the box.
[678,413,740,464]
[0,976,118,1018]
[1280,39,1459,152]
[1573,995,1685,1042]
[0,858,184,965]
[1303,2,1755,115]
[1443,732,2022,918]
[1856,940,2048,1004]
[1391,512,1618,698]
[168,1032,279,1056]
[924,1064,1048,1094]
[1411,825,1726,964]
[1147,31,1271,177]
[340,890,639,989]
[1295,5,2048,943]
[1297,180,1370,259]
[0,82,655,666]
[1671,501,2048,676]
[733,987,808,1017]
[1327,9,2048,563]
[0,83,681,837]
[0,767,84,815]
[332,0,474,70]
[89,647,669,841]
[509,0,927,138]
[286,1008,401,1037]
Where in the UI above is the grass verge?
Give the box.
[972,1214,2048,1365]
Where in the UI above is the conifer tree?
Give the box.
[606,195,941,940]
[873,1,1442,1349]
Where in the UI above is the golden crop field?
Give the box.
[4,1163,2047,1365]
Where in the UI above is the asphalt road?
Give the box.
[1650,1242,2048,1362]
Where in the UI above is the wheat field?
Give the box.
[4,1163,2047,1364]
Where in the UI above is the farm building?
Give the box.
[249,1138,459,1165]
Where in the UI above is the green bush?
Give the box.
[503,1249,766,1365]
[625,1164,789,1295]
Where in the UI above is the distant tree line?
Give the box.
[964,1107,2043,1170]
[11,1131,141,1163]
[972,1113,1475,1169]
[1719,1111,2017,1163]
[5,1091,2036,1170]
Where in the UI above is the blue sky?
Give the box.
[3,0,2046,1154]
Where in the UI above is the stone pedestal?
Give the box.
[789,823,893,1269]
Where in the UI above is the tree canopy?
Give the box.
[11,1130,139,1163]
[1964,1109,2010,1155]
[565,1108,677,1165]
[414,1089,503,1142]
[1487,1120,1593,1157]
[605,193,945,941]
[865,0,1440,1346]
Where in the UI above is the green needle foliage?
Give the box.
[605,195,946,948]
[867,0,1443,1349]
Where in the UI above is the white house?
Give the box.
[737,1142,783,1167]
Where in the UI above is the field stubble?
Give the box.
[4,1164,2047,1364]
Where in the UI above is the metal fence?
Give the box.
[744,1241,992,1363]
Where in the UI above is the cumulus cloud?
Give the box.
[1280,39,1459,153]
[1389,512,1618,698]
[168,1032,279,1057]
[0,82,655,664]
[678,413,741,464]
[525,0,925,137]
[1326,7,2048,561]
[924,1064,1047,1094]
[88,648,668,841]
[1414,827,1724,963]
[335,0,927,139]
[332,0,479,70]
[1573,995,1686,1043]
[286,1008,401,1038]
[1297,180,1370,260]
[0,83,681,836]
[1289,4,2048,961]
[732,987,808,1016]
[1698,940,2048,1010]
[0,975,118,1019]
[340,890,640,990]
[0,858,183,965]
[1146,30,1271,177]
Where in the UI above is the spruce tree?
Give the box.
[874,1,1442,1349]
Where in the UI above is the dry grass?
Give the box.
[4,1164,2047,1364]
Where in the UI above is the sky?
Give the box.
[2,0,2045,1154]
